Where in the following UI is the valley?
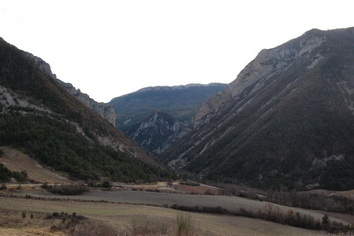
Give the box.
[1,26,354,235]
[1,147,353,235]
[0,195,330,236]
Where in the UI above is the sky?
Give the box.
[1,0,353,102]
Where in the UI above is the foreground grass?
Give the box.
[0,196,329,236]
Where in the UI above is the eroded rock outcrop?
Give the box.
[164,27,354,190]
[23,51,116,126]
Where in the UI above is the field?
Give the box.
[14,189,353,225]
[0,196,329,236]
[0,147,353,235]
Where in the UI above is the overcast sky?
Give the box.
[1,0,353,102]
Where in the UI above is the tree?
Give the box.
[321,214,330,230]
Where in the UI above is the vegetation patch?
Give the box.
[42,183,89,195]
[0,113,175,182]
[218,183,354,214]
[176,212,194,236]
[130,217,170,236]
[0,163,28,183]
[170,203,354,234]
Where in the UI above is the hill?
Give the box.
[109,83,227,154]
[0,37,174,182]
[163,27,354,190]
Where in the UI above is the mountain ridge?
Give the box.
[163,27,354,190]
[0,37,173,182]
[22,51,117,126]
[110,83,227,155]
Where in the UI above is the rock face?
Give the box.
[56,80,116,126]
[193,30,327,129]
[164,27,354,190]
[22,51,116,126]
[110,83,227,155]
[128,110,186,155]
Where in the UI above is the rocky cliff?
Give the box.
[110,83,227,155]
[56,80,116,126]
[164,27,354,190]
[128,110,186,154]
[23,52,116,126]
[193,29,326,129]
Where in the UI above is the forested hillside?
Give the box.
[0,37,174,182]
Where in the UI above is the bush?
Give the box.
[176,213,193,236]
[0,164,28,183]
[43,184,89,195]
[0,183,7,190]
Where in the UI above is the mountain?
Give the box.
[109,83,227,154]
[126,110,186,155]
[163,27,354,190]
[56,80,116,126]
[0,37,173,182]
[21,52,117,126]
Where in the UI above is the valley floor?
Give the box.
[0,147,353,235]
[13,187,354,226]
[0,195,330,236]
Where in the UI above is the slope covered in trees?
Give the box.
[0,37,174,182]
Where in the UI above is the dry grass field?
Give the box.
[15,189,353,225]
[0,196,329,236]
[0,146,353,235]
[0,147,70,184]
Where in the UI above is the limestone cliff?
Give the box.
[56,80,116,126]
[128,110,186,155]
[164,27,354,190]
[193,29,326,129]
[23,52,116,126]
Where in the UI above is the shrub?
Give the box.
[0,163,28,183]
[44,184,89,195]
[322,214,330,230]
[0,183,7,190]
[176,213,193,236]
[100,178,113,189]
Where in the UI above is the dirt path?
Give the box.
[0,146,70,184]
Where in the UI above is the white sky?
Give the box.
[1,0,353,102]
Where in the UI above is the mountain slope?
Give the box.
[110,83,227,127]
[163,27,354,190]
[109,83,227,154]
[0,37,173,182]
[127,110,186,154]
